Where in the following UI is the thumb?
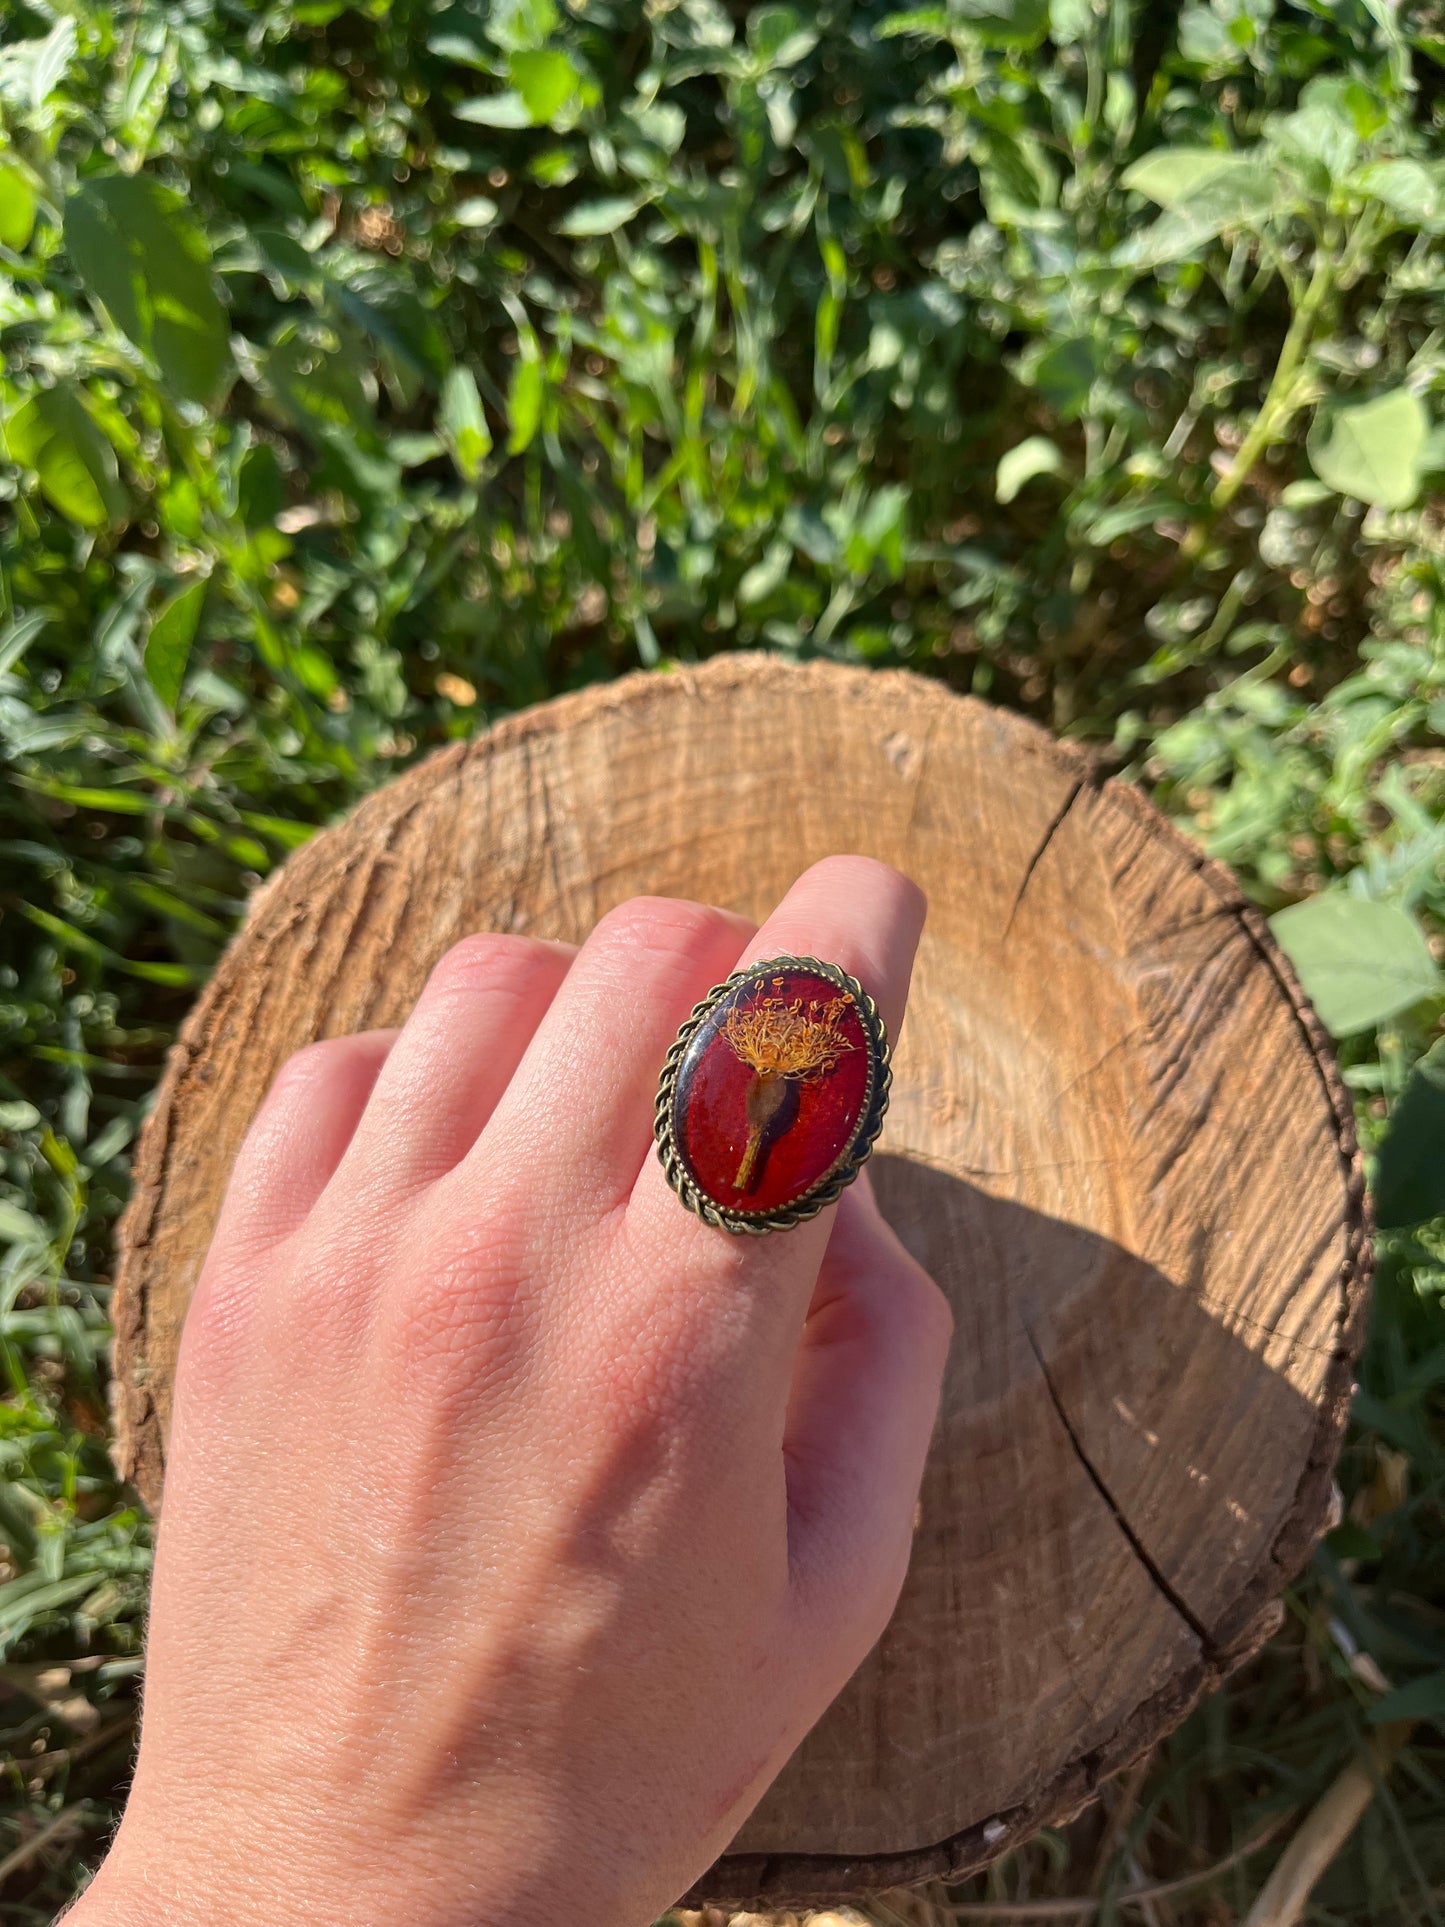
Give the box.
[781,1173,953,1653]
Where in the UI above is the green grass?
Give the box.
[1,0,1443,1918]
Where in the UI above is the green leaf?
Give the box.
[4,389,126,528]
[455,94,533,128]
[0,1199,45,1243]
[506,354,545,455]
[438,364,493,482]
[1308,390,1430,510]
[1270,893,1441,1037]
[509,48,581,126]
[487,0,560,49]
[738,539,792,606]
[1324,1521,1380,1563]
[1177,3,1241,67]
[144,579,207,710]
[453,195,500,227]
[1018,336,1096,421]
[949,0,1050,45]
[1355,159,1445,230]
[1120,148,1255,210]
[425,31,494,68]
[27,16,78,113]
[748,6,819,66]
[997,435,1067,503]
[64,174,233,406]
[253,225,324,291]
[1271,76,1372,179]
[0,611,47,675]
[259,328,375,441]
[874,7,951,36]
[1367,1670,1445,1725]
[1117,170,1274,268]
[1374,1039,1445,1230]
[0,158,37,251]
[555,196,642,237]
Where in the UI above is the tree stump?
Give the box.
[113,654,1370,1909]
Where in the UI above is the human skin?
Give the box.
[66,855,952,1927]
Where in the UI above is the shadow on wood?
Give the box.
[694,1154,1328,1904]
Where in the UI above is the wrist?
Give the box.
[63,1820,638,1927]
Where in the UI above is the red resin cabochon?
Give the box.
[672,967,875,1215]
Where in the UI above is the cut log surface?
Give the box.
[113,655,1369,1908]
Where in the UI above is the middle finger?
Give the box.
[462,896,755,1228]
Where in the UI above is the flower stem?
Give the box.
[735,1073,787,1190]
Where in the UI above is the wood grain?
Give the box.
[112,655,1369,1907]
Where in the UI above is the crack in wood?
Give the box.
[1022,1319,1216,1655]
[1001,775,1089,941]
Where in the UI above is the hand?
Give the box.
[73,856,951,1927]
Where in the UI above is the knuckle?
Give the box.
[268,1035,347,1094]
[267,1242,373,1350]
[589,895,733,967]
[175,1260,260,1399]
[583,1285,736,1446]
[424,931,543,999]
[367,1231,533,1405]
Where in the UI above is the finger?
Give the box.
[214,1031,397,1253]
[782,1177,952,1641]
[623,854,926,1332]
[468,899,756,1223]
[337,933,577,1193]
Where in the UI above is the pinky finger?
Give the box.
[213,1032,397,1255]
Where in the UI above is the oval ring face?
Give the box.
[654,956,891,1234]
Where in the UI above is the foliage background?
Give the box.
[1,0,1443,1919]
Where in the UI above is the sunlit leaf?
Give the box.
[506,354,545,454]
[453,195,499,227]
[509,48,581,125]
[747,6,819,66]
[1120,148,1255,209]
[4,389,127,528]
[1117,169,1274,268]
[438,364,493,481]
[1308,389,1430,509]
[948,0,1050,45]
[27,15,78,113]
[455,92,532,127]
[997,435,1067,503]
[1355,158,1445,230]
[555,196,642,237]
[1270,893,1441,1037]
[144,579,207,710]
[0,158,37,251]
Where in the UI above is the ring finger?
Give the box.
[622,853,925,1350]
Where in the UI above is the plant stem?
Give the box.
[1211,241,1335,514]
[735,1072,786,1189]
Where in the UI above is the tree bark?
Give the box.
[112,654,1370,1909]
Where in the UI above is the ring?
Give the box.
[653,955,892,1236]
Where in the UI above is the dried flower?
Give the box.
[722,994,855,1081]
[721,992,855,1190]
